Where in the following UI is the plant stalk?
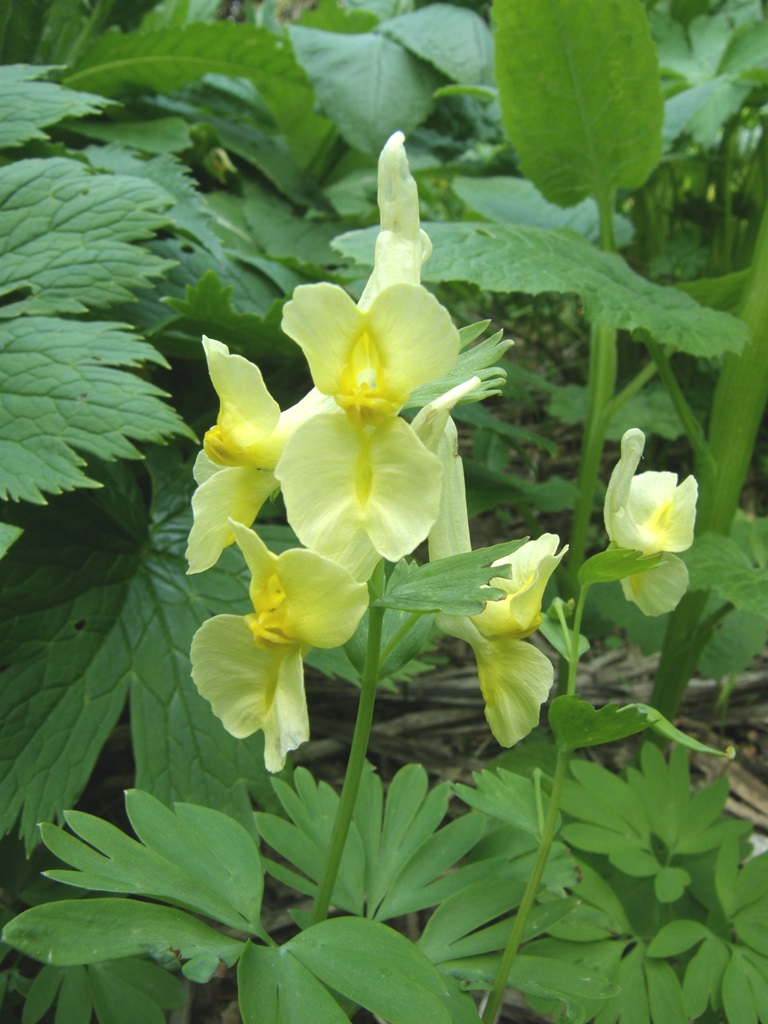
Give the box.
[310,601,385,925]
[481,748,569,1024]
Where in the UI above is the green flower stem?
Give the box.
[651,198,768,717]
[566,584,590,697]
[378,610,424,667]
[310,601,385,925]
[602,361,658,423]
[567,188,618,590]
[482,581,590,1022]
[481,747,569,1024]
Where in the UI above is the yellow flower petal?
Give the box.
[438,614,553,746]
[276,413,443,567]
[427,417,472,562]
[621,553,690,616]
[186,455,277,574]
[190,615,308,772]
[202,337,281,467]
[281,283,459,427]
[473,535,566,640]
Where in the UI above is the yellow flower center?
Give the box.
[336,330,399,428]
[645,499,673,550]
[245,573,295,649]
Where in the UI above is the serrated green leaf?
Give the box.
[684,531,768,616]
[0,522,22,560]
[238,941,350,1024]
[493,0,663,206]
[288,918,452,1024]
[0,65,110,150]
[0,319,188,504]
[406,329,511,409]
[74,116,194,155]
[334,222,748,357]
[2,898,244,967]
[0,454,274,849]
[372,541,526,616]
[0,158,173,318]
[380,4,494,85]
[289,27,438,154]
[64,22,329,167]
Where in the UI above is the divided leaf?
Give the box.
[0,64,110,150]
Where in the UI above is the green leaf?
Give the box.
[64,22,328,167]
[287,918,452,1024]
[451,176,633,246]
[0,0,50,63]
[723,948,764,1024]
[654,865,692,903]
[289,27,438,153]
[0,454,274,849]
[453,768,551,839]
[684,531,768,616]
[39,790,264,934]
[237,941,350,1024]
[335,222,748,358]
[640,705,734,758]
[2,898,244,967]
[647,920,710,958]
[493,0,663,206]
[0,65,110,150]
[549,696,656,752]
[74,116,194,155]
[683,935,729,1020]
[0,158,174,319]
[578,549,664,586]
[372,541,526,616]
[0,318,188,504]
[406,329,511,409]
[645,959,688,1024]
[0,522,22,560]
[88,959,185,1024]
[380,4,494,85]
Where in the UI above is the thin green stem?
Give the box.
[567,585,590,697]
[378,611,423,667]
[310,602,385,925]
[481,748,569,1024]
[602,361,658,423]
[643,338,709,468]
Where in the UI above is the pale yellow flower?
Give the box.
[604,428,698,615]
[186,337,327,573]
[191,521,368,771]
[275,133,461,577]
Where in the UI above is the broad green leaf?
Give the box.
[380,4,494,85]
[579,549,664,586]
[2,898,244,967]
[372,541,527,616]
[683,935,729,1020]
[654,865,692,903]
[288,918,452,1024]
[39,790,264,933]
[237,941,350,1024]
[549,696,656,752]
[289,27,438,153]
[684,531,768,616]
[647,920,709,958]
[0,0,50,63]
[74,116,194,155]
[0,319,188,504]
[0,158,173,319]
[547,382,684,440]
[334,222,748,358]
[0,65,110,150]
[493,0,663,206]
[645,959,688,1024]
[0,455,274,849]
[64,22,329,167]
[452,176,634,246]
[140,0,220,31]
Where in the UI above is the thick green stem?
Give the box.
[481,749,569,1024]
[651,199,768,716]
[310,602,385,925]
[567,190,618,588]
